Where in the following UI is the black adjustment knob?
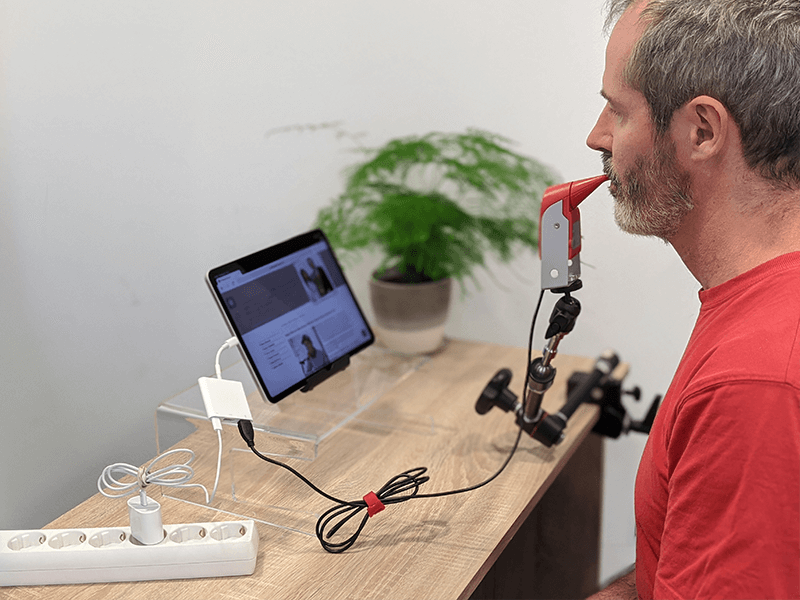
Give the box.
[475,369,519,415]
[624,386,642,401]
[629,394,662,434]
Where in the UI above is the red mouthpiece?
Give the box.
[540,174,610,217]
[566,174,610,210]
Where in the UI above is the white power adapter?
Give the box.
[198,376,253,430]
[127,495,163,545]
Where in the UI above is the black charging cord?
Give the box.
[236,289,547,553]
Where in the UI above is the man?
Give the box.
[586,1,800,598]
[299,333,329,376]
[307,258,334,297]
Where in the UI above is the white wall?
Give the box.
[0,0,700,584]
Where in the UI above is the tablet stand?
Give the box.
[154,344,436,535]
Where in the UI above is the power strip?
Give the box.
[0,519,258,587]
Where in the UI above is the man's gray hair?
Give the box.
[605,0,800,188]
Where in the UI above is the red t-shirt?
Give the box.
[635,252,800,599]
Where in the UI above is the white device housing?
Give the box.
[198,376,253,422]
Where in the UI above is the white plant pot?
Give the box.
[369,276,452,355]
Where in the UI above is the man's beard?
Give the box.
[602,136,694,241]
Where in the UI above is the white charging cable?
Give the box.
[212,336,237,503]
[215,336,239,379]
[97,448,210,505]
[203,336,249,505]
[97,448,210,544]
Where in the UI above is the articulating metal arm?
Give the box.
[475,283,658,446]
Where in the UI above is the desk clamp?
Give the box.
[475,281,661,447]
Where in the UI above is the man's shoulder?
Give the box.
[680,257,800,396]
[680,322,800,397]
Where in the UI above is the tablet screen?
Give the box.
[206,230,374,402]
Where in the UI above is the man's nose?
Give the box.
[586,107,611,153]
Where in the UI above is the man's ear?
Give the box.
[677,95,731,161]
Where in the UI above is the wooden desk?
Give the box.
[6,339,608,600]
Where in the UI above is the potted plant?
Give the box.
[315,129,557,354]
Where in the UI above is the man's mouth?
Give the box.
[601,152,619,197]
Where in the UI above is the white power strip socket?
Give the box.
[0,520,259,586]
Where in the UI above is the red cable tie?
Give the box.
[363,491,385,517]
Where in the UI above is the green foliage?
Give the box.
[315,129,558,287]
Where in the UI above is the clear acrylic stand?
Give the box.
[154,345,436,535]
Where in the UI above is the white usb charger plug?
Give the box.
[98,448,212,545]
[127,495,163,545]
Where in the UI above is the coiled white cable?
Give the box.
[97,448,210,506]
[98,337,241,508]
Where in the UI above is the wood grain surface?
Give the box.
[4,339,607,600]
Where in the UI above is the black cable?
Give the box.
[525,289,546,416]
[236,288,547,553]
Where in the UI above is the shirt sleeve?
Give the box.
[653,381,800,600]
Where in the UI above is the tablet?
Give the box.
[206,229,374,402]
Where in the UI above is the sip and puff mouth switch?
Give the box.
[198,376,253,424]
[0,519,259,586]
